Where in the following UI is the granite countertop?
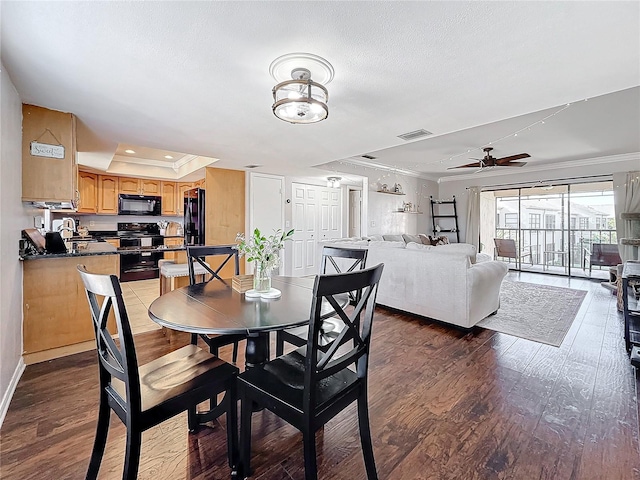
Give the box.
[20,241,118,260]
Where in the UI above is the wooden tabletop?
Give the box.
[148,276,344,335]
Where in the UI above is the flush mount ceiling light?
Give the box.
[327,176,341,188]
[270,53,334,124]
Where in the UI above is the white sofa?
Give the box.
[319,238,508,329]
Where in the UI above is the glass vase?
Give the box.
[253,262,272,293]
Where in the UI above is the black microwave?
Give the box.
[118,195,162,216]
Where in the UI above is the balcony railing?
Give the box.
[494,227,618,270]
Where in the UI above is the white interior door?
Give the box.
[319,187,341,242]
[291,183,318,276]
[249,173,284,271]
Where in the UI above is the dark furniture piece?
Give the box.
[77,265,239,480]
[148,276,348,371]
[622,261,640,357]
[583,242,622,275]
[494,238,532,268]
[186,245,246,364]
[238,264,384,480]
[275,246,368,357]
[430,196,460,243]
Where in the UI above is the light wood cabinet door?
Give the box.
[161,181,178,215]
[177,182,194,209]
[22,104,77,202]
[141,179,161,195]
[119,177,140,194]
[97,175,119,214]
[77,171,97,213]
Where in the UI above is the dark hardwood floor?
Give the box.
[1,271,639,479]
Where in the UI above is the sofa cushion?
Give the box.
[366,234,384,241]
[383,234,404,242]
[368,240,406,249]
[406,242,435,251]
[402,234,422,245]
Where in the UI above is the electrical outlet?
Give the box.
[285,220,290,228]
[89,221,95,227]
[370,221,376,227]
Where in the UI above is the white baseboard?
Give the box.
[0,357,26,428]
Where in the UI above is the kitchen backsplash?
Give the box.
[52,213,182,231]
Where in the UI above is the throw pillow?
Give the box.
[366,234,384,242]
[382,234,404,242]
[402,234,422,244]
[406,242,435,251]
[430,235,450,245]
[418,233,431,245]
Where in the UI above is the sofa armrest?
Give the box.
[466,260,509,322]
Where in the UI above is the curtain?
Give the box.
[465,187,481,250]
[613,171,640,262]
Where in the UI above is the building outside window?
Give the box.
[579,217,589,230]
[529,213,541,229]
[504,213,518,228]
[545,214,556,229]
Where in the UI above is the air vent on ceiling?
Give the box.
[397,129,433,141]
[244,164,262,169]
[361,154,377,160]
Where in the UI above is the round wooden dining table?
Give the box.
[148,275,346,368]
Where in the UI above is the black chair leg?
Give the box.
[122,426,142,480]
[85,396,111,480]
[187,405,198,432]
[275,331,284,357]
[357,394,378,480]
[226,380,239,471]
[190,333,198,345]
[239,396,253,478]
[302,429,318,480]
[232,341,239,364]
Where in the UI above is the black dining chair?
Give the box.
[275,246,368,357]
[238,263,384,480]
[187,245,247,364]
[77,265,239,480]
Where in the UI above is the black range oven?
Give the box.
[117,223,164,282]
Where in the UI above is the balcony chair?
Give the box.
[77,265,238,480]
[187,245,247,364]
[275,246,368,357]
[493,238,532,268]
[238,263,384,480]
[583,242,622,275]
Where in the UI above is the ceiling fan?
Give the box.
[448,147,530,170]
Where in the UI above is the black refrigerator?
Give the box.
[184,188,205,246]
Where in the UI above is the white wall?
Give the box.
[327,162,438,235]
[438,154,640,243]
[0,63,30,425]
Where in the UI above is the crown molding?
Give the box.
[437,152,640,183]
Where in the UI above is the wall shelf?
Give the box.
[394,211,423,214]
[376,190,405,195]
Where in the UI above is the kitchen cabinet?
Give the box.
[22,254,118,363]
[97,175,119,214]
[161,181,178,215]
[22,104,78,203]
[119,177,161,195]
[194,178,206,189]
[77,171,98,213]
[178,182,194,201]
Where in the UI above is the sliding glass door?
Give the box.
[480,180,616,279]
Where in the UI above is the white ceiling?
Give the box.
[2,1,639,180]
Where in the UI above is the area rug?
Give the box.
[477,281,587,347]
